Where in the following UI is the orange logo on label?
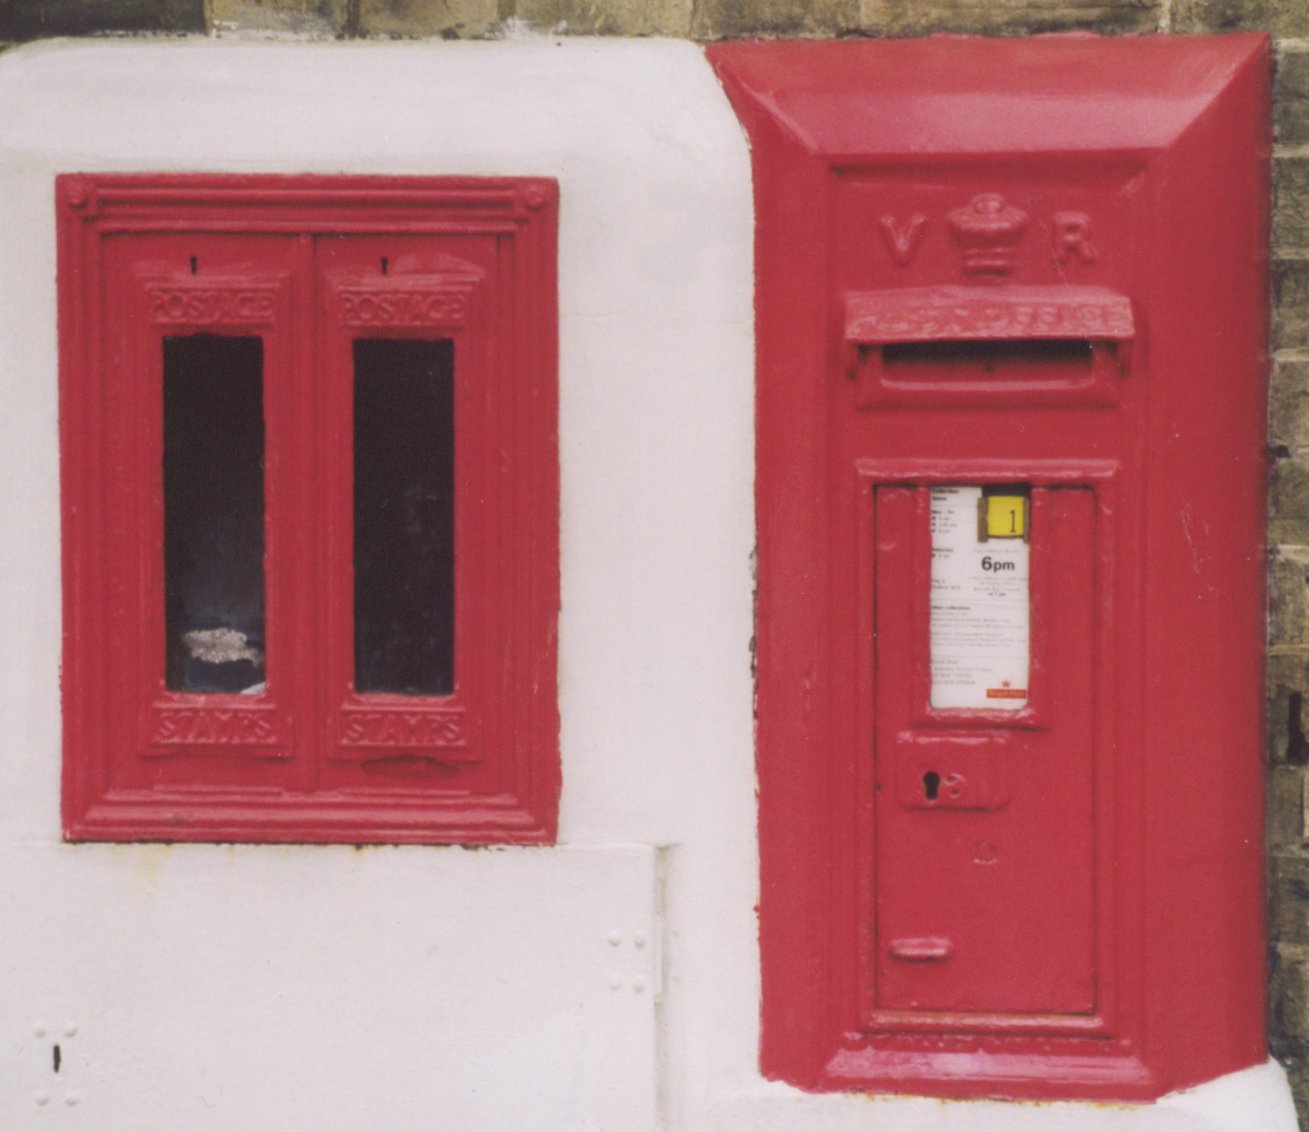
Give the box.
[986,687,1027,699]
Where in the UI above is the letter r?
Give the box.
[1053,212,1098,264]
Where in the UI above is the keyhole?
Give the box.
[923,771,940,802]
[380,257,389,276]
[52,1044,61,1073]
[189,255,198,275]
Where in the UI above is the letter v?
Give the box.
[879,214,927,266]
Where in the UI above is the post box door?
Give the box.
[873,483,1096,1017]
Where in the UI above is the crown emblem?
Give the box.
[948,193,1029,277]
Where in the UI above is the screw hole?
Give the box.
[923,771,940,802]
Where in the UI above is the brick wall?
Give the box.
[0,0,1169,40]
[2,0,1305,1123]
[1271,2,1309,1118]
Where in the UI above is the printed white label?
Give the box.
[930,486,1029,711]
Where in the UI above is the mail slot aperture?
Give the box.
[845,284,1134,407]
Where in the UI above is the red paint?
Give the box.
[710,35,1270,1100]
[59,175,559,844]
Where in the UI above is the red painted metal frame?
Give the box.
[710,36,1270,1100]
[58,174,559,844]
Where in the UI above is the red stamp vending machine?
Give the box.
[58,176,560,845]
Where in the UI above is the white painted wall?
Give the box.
[0,37,1294,1131]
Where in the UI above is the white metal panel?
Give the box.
[0,844,658,1129]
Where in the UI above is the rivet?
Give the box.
[33,1024,47,1038]
[65,1092,82,1106]
[633,931,647,949]
[607,931,622,947]
[524,186,547,211]
[632,976,646,994]
[34,1092,50,1107]
[67,184,89,209]
[608,973,623,990]
[64,1024,78,1037]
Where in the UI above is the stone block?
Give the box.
[517,0,692,34]
[1275,260,1309,354]
[1289,1063,1309,1132]
[359,0,500,38]
[1273,360,1309,453]
[1273,518,1309,547]
[1272,857,1309,944]
[1270,652,1309,766]
[1271,548,1309,650]
[1276,158,1309,256]
[1277,515,1309,547]
[0,0,203,38]
[1173,0,1309,37]
[212,0,349,35]
[1272,943,1309,1055]
[1276,50,1309,148]
[1272,451,1309,523]
[1269,764,1309,849]
[848,0,1157,36]
[692,0,857,38]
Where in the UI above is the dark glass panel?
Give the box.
[353,338,455,696]
[163,335,266,693]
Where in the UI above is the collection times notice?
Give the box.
[929,486,1029,711]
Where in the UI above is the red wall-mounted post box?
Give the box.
[711,36,1270,1100]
